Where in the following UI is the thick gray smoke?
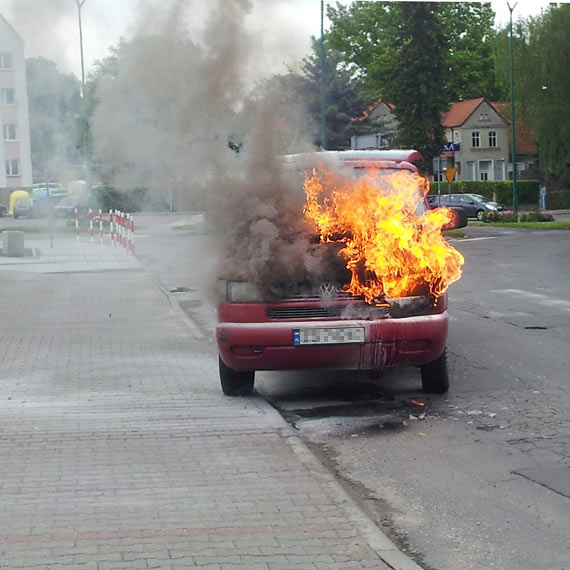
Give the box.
[2,0,76,71]
[90,0,323,297]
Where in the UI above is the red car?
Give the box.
[216,150,466,396]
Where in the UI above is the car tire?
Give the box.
[476,209,485,221]
[219,356,254,396]
[420,349,450,394]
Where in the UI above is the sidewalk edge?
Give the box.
[253,397,424,570]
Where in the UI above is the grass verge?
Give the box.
[469,221,570,230]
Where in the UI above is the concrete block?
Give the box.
[2,230,25,257]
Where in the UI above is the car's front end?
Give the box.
[215,150,465,396]
[217,285,448,373]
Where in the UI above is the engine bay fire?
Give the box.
[303,166,465,304]
[216,150,468,397]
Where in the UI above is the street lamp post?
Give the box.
[508,2,518,217]
[75,0,90,205]
[320,0,326,150]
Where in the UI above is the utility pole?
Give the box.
[508,2,518,218]
[75,0,91,206]
[320,0,326,149]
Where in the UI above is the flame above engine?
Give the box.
[303,166,465,304]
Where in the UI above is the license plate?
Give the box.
[293,327,365,346]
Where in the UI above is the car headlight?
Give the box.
[486,204,498,211]
[218,280,264,302]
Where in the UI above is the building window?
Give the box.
[467,161,475,181]
[489,131,497,147]
[6,159,19,176]
[479,112,489,121]
[495,160,505,181]
[453,131,460,143]
[3,124,17,141]
[479,160,491,181]
[472,131,480,147]
[1,88,15,105]
[0,52,13,70]
[455,161,461,175]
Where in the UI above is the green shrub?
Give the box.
[92,185,148,213]
[482,210,555,223]
[482,210,518,223]
[546,189,570,210]
[519,211,555,222]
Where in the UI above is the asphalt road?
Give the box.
[40,213,570,570]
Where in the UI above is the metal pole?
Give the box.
[46,179,53,248]
[75,0,91,207]
[320,0,326,149]
[508,2,518,217]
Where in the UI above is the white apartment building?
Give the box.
[0,13,32,190]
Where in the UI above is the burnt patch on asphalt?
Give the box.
[277,397,438,435]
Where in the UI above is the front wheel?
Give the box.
[476,209,485,221]
[219,356,254,396]
[420,349,449,394]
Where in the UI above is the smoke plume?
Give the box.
[90,0,318,296]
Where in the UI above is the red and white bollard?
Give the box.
[98,209,104,244]
[109,209,115,246]
[88,209,94,243]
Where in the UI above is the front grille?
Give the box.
[266,306,345,319]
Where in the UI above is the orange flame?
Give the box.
[303,166,464,304]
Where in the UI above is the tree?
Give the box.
[300,38,376,149]
[507,5,570,182]
[384,3,448,169]
[25,57,82,178]
[327,1,498,102]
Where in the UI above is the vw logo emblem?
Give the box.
[319,282,337,298]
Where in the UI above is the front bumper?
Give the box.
[217,312,448,372]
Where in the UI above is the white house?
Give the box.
[0,12,33,192]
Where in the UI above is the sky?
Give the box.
[1,0,562,79]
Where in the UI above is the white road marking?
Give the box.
[458,237,498,242]
[491,289,570,313]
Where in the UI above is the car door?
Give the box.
[458,195,477,217]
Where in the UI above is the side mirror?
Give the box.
[443,206,468,230]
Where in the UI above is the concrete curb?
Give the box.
[252,397,424,570]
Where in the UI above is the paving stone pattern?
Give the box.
[0,263,393,570]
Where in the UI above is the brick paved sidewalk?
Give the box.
[0,240,420,570]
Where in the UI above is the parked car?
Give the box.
[428,193,505,220]
[216,150,467,397]
[13,197,34,219]
[53,197,88,217]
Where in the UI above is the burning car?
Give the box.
[216,150,466,396]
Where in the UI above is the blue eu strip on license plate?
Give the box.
[292,327,365,345]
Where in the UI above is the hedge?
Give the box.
[545,189,570,210]
[428,180,539,206]
[92,185,148,212]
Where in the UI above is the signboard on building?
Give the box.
[443,142,460,152]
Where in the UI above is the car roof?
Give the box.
[280,150,422,172]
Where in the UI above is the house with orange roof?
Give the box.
[441,98,510,182]
[350,99,398,150]
[353,97,537,181]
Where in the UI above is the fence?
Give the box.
[75,209,135,253]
